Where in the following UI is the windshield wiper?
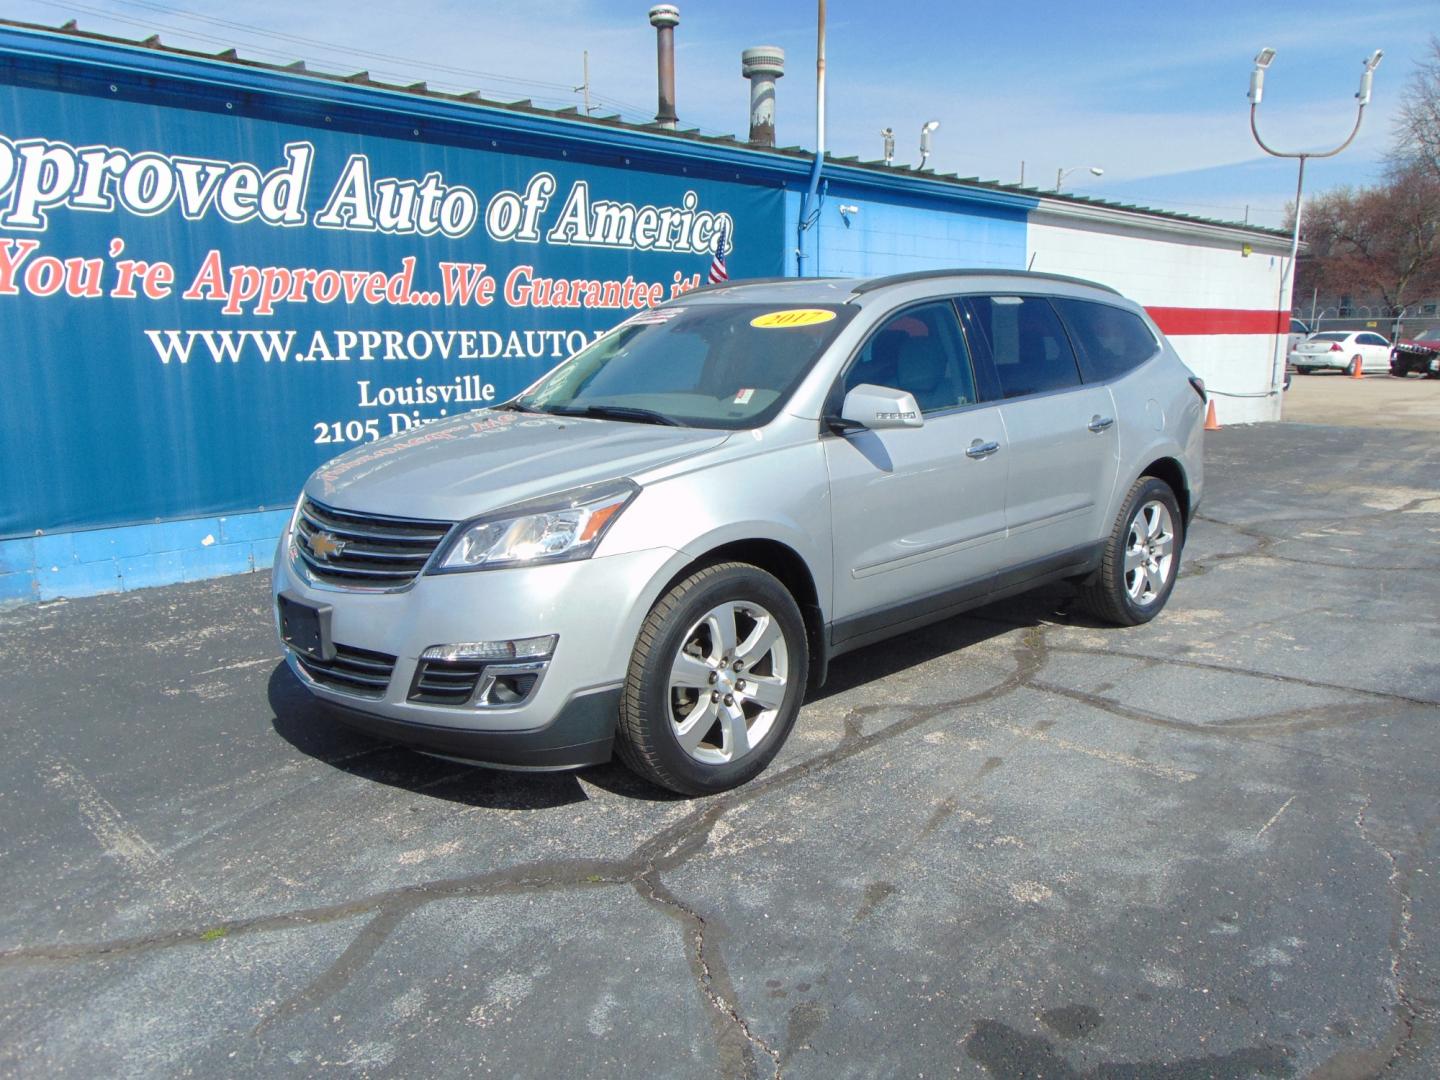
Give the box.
[496,399,542,413]
[550,405,681,426]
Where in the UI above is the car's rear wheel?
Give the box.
[1078,476,1184,627]
[616,562,808,795]
[1297,366,1313,375]
[1349,355,1363,377]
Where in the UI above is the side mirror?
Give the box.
[838,384,924,430]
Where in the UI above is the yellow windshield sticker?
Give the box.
[750,309,836,329]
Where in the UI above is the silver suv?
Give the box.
[273,270,1205,794]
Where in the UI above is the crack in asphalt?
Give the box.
[6,490,1438,1073]
[1350,796,1422,1076]
[635,866,780,1080]
[1188,504,1440,574]
[1044,643,1440,709]
[1027,678,1412,739]
[1306,796,1431,1080]
[0,635,1048,1078]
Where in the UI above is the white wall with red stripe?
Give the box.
[1027,202,1293,424]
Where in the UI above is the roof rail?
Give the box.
[848,268,1121,296]
[672,276,846,300]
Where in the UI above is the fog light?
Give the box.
[487,672,540,705]
[422,635,557,663]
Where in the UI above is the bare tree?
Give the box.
[1296,42,1440,317]
[1394,35,1440,180]
[1296,166,1440,313]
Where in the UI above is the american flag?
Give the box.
[708,223,730,284]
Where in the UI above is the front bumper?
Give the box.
[323,688,622,770]
[1394,349,1440,373]
[272,538,683,769]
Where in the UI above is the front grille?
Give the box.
[409,658,487,706]
[295,498,452,589]
[296,643,397,698]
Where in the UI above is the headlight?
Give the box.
[433,479,639,572]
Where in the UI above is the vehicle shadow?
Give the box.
[807,582,1091,701]
[267,663,597,809]
[268,583,1099,806]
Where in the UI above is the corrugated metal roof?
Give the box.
[0,16,1291,240]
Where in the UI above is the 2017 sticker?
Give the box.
[750,309,837,329]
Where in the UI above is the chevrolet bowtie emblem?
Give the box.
[309,531,347,560]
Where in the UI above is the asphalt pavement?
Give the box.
[1282,368,1440,431]
[1,421,1438,1079]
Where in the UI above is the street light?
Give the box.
[1249,46,1383,395]
[918,120,940,170]
[1055,165,1103,191]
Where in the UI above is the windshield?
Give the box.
[514,303,857,429]
[1415,328,1440,342]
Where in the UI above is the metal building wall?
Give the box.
[0,24,1291,605]
[783,185,1029,277]
[1027,206,1292,424]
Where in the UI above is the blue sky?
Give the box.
[5,0,1432,228]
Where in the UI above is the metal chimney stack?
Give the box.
[741,46,784,147]
[649,5,680,129]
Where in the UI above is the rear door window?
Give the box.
[958,296,1082,399]
[1358,333,1389,347]
[1052,298,1160,383]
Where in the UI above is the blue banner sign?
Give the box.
[0,75,783,537]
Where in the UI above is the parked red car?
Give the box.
[1391,327,1440,378]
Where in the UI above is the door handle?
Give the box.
[1088,415,1115,433]
[966,439,1000,459]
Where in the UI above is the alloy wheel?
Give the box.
[667,600,788,764]
[1123,500,1176,606]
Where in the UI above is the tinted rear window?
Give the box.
[1052,298,1159,383]
[1311,333,1348,342]
[959,296,1081,399]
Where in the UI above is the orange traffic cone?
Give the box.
[1350,355,1364,380]
[1204,400,1221,431]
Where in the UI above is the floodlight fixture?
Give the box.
[918,119,940,170]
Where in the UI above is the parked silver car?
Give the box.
[273,270,1205,794]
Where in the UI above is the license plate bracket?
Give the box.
[278,593,334,662]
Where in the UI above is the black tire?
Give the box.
[1078,476,1185,627]
[1297,366,1313,375]
[1391,360,1408,378]
[616,562,808,795]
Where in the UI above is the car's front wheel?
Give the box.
[1079,476,1184,627]
[616,562,808,795]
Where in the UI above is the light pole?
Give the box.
[1249,46,1382,393]
[918,120,940,170]
[881,127,895,166]
[1055,165,1103,191]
